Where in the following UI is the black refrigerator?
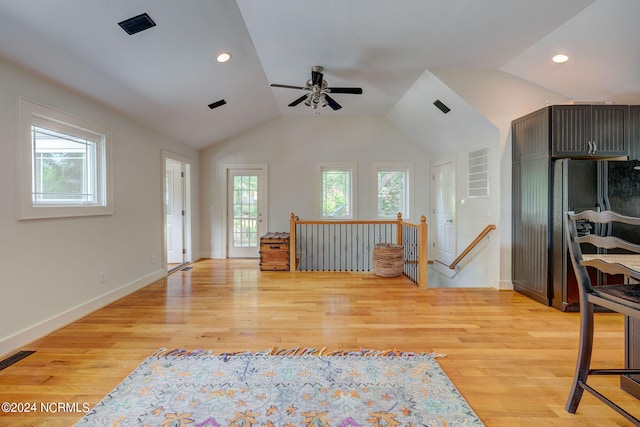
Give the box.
[552,159,640,312]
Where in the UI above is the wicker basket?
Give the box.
[372,243,404,277]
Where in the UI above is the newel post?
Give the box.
[289,212,296,272]
[397,212,403,246]
[418,215,428,290]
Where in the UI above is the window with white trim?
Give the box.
[374,163,412,219]
[319,163,356,219]
[376,167,409,218]
[18,97,112,219]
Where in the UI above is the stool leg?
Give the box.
[567,302,594,413]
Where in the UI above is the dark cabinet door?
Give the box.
[590,105,628,156]
[551,105,628,158]
[551,105,590,157]
[630,106,640,160]
[512,107,550,161]
[512,157,551,305]
[512,108,552,305]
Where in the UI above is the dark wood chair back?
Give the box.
[566,210,640,290]
[565,210,640,424]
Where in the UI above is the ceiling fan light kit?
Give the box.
[270,66,363,111]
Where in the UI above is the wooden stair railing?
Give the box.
[447,224,496,270]
[289,212,428,289]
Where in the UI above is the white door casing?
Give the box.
[166,159,185,264]
[162,152,192,272]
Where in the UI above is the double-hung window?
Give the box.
[319,163,356,219]
[18,97,112,219]
[375,163,412,219]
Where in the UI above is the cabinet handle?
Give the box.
[592,141,597,154]
[586,141,594,154]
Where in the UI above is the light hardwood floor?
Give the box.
[1,259,639,426]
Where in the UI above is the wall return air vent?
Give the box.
[468,147,489,198]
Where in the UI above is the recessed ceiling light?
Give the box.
[216,52,232,63]
[552,54,569,64]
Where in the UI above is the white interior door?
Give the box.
[166,159,185,265]
[227,168,267,258]
[433,161,456,265]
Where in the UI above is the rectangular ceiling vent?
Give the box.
[118,13,156,35]
[208,99,227,109]
[433,99,451,114]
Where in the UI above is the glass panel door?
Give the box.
[227,168,266,258]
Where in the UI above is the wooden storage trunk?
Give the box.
[259,232,290,271]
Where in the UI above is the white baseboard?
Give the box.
[0,269,165,358]
[498,280,514,290]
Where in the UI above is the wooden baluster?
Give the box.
[418,215,428,290]
[289,212,296,272]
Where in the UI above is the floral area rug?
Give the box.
[75,348,484,427]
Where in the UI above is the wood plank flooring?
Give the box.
[1,258,639,426]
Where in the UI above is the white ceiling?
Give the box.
[0,0,638,149]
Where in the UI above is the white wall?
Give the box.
[200,115,431,259]
[0,58,200,356]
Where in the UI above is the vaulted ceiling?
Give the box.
[0,0,638,149]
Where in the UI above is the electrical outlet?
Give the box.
[150,255,156,265]
[98,271,106,284]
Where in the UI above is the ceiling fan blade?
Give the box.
[271,83,309,90]
[326,87,363,94]
[288,94,308,107]
[311,69,323,87]
[324,94,342,110]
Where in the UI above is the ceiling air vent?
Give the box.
[118,13,156,35]
[433,99,451,114]
[208,99,227,109]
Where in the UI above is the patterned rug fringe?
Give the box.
[152,347,446,359]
